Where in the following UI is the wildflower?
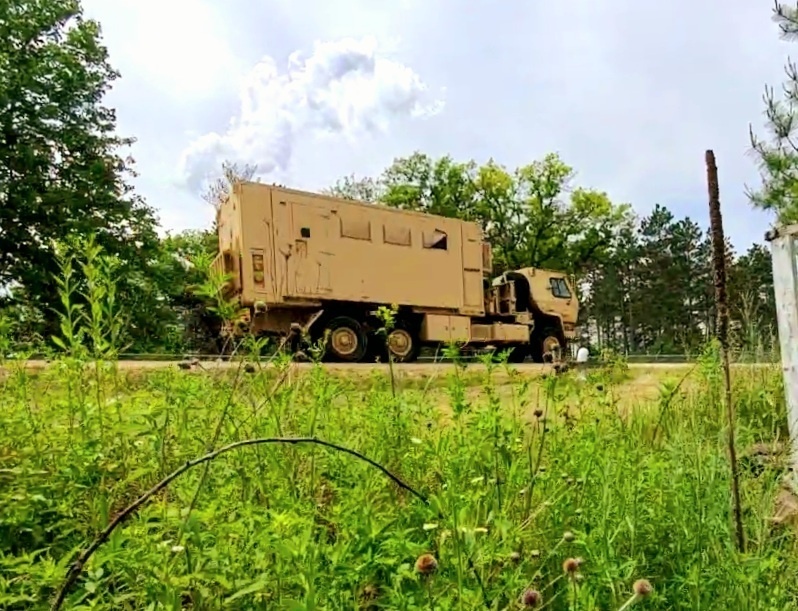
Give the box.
[633,579,653,597]
[170,545,185,553]
[509,551,522,563]
[521,588,542,607]
[618,579,654,610]
[415,553,438,575]
[562,557,580,575]
[563,530,575,542]
[530,549,541,558]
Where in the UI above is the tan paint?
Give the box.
[213,182,580,362]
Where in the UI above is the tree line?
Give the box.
[0,0,793,358]
[325,154,777,357]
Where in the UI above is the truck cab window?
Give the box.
[550,277,571,299]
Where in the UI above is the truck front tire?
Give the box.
[531,328,565,364]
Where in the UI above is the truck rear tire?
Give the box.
[324,316,368,362]
[507,345,528,363]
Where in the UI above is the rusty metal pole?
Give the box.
[705,149,745,552]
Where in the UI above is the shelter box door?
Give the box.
[289,201,333,297]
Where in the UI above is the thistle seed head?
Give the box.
[633,578,653,597]
[521,588,542,607]
[415,553,438,575]
[563,557,580,574]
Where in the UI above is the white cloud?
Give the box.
[177,35,445,194]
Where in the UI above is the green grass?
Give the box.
[1,353,797,610]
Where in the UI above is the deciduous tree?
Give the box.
[0,0,162,347]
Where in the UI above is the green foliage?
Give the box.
[328,153,777,359]
[748,2,798,222]
[327,151,633,276]
[0,0,172,353]
[582,205,776,357]
[0,356,795,609]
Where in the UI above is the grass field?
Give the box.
[1,351,797,610]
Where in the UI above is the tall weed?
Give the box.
[0,244,796,610]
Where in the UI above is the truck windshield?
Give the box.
[549,277,571,299]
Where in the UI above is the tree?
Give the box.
[329,151,633,276]
[201,160,259,211]
[154,160,261,354]
[324,174,381,202]
[0,0,162,347]
[748,1,798,222]
[728,244,777,354]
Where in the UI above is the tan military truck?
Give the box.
[211,182,578,363]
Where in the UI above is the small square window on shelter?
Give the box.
[340,217,372,241]
[383,224,412,246]
[422,229,448,250]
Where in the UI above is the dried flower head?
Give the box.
[533,408,544,418]
[361,583,379,601]
[633,578,653,597]
[521,588,542,607]
[563,557,580,574]
[415,553,438,575]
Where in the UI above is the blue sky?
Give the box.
[81,0,791,253]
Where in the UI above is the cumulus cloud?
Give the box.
[177,36,445,193]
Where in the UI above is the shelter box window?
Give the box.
[422,229,448,251]
[340,217,372,241]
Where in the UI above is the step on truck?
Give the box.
[211,182,579,363]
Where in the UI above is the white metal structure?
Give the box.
[766,224,798,486]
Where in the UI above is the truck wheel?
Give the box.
[507,345,528,363]
[324,316,368,362]
[531,329,564,363]
[386,325,420,363]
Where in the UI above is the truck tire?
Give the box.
[386,324,420,363]
[506,344,528,363]
[323,316,368,362]
[531,328,564,364]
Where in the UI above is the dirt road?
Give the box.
[4,360,774,374]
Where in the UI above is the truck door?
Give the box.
[461,223,485,315]
[290,201,333,297]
